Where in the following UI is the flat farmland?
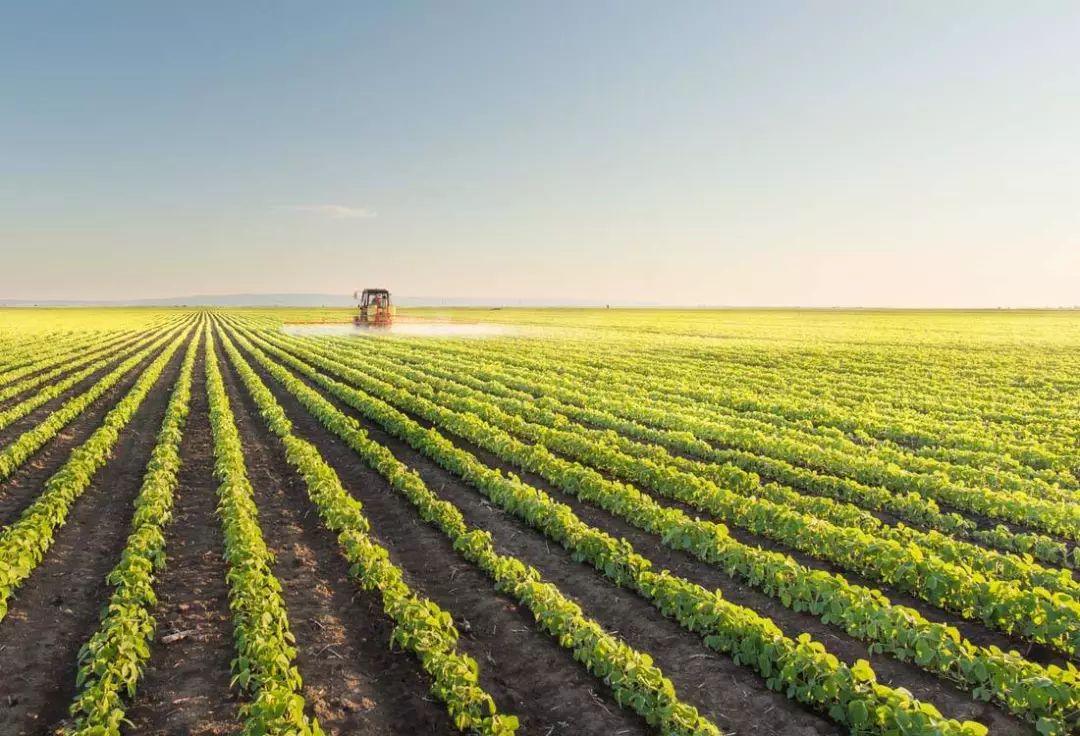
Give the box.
[0,307,1077,736]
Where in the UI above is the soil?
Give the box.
[122,346,241,736]
[0,343,184,736]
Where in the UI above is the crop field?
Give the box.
[0,307,1078,736]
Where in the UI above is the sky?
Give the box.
[1,1,1078,307]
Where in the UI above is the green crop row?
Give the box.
[591,378,1080,541]
[0,331,114,384]
[423,329,1077,479]
[0,328,150,405]
[64,321,202,735]
[359,338,1075,568]
[204,328,323,735]
[397,353,1077,597]
[0,312,190,388]
[0,324,176,436]
[571,344,1075,488]
[372,336,1080,537]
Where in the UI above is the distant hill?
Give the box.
[0,293,613,307]
[0,293,353,307]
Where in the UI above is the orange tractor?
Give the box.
[353,288,395,327]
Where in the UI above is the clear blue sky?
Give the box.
[2,1,1078,306]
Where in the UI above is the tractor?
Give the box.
[354,288,394,327]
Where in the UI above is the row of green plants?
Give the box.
[573,377,1078,565]
[273,332,1080,657]
[370,336,1080,540]
[343,342,1079,584]
[64,321,202,735]
[413,352,1077,594]
[219,324,716,735]
[0,322,192,482]
[356,341,968,528]
[225,323,1004,736]
[0,329,142,397]
[593,373,1080,539]
[0,327,191,623]
[643,348,1079,481]
[213,325,521,734]
[440,331,1078,480]
[0,330,113,383]
[577,346,1080,526]
[351,327,1078,488]
[232,307,1080,480]
[244,326,1078,734]
[540,341,1071,525]
[0,311,189,384]
[877,436,1077,499]
[203,329,323,735]
[649,349,1074,489]
[0,326,174,435]
[0,329,150,405]
[573,343,1077,493]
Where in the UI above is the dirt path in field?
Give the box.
[229,338,654,736]
[123,346,241,736]
[250,340,1038,734]
[216,340,458,735]
[0,343,167,528]
[0,342,185,736]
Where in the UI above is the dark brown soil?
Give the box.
[0,340,167,529]
[252,334,1034,735]
[226,333,656,735]
[123,346,241,736]
[215,338,458,735]
[0,342,185,736]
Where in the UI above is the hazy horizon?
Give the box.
[3,2,1078,307]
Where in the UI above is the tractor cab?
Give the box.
[354,288,394,327]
